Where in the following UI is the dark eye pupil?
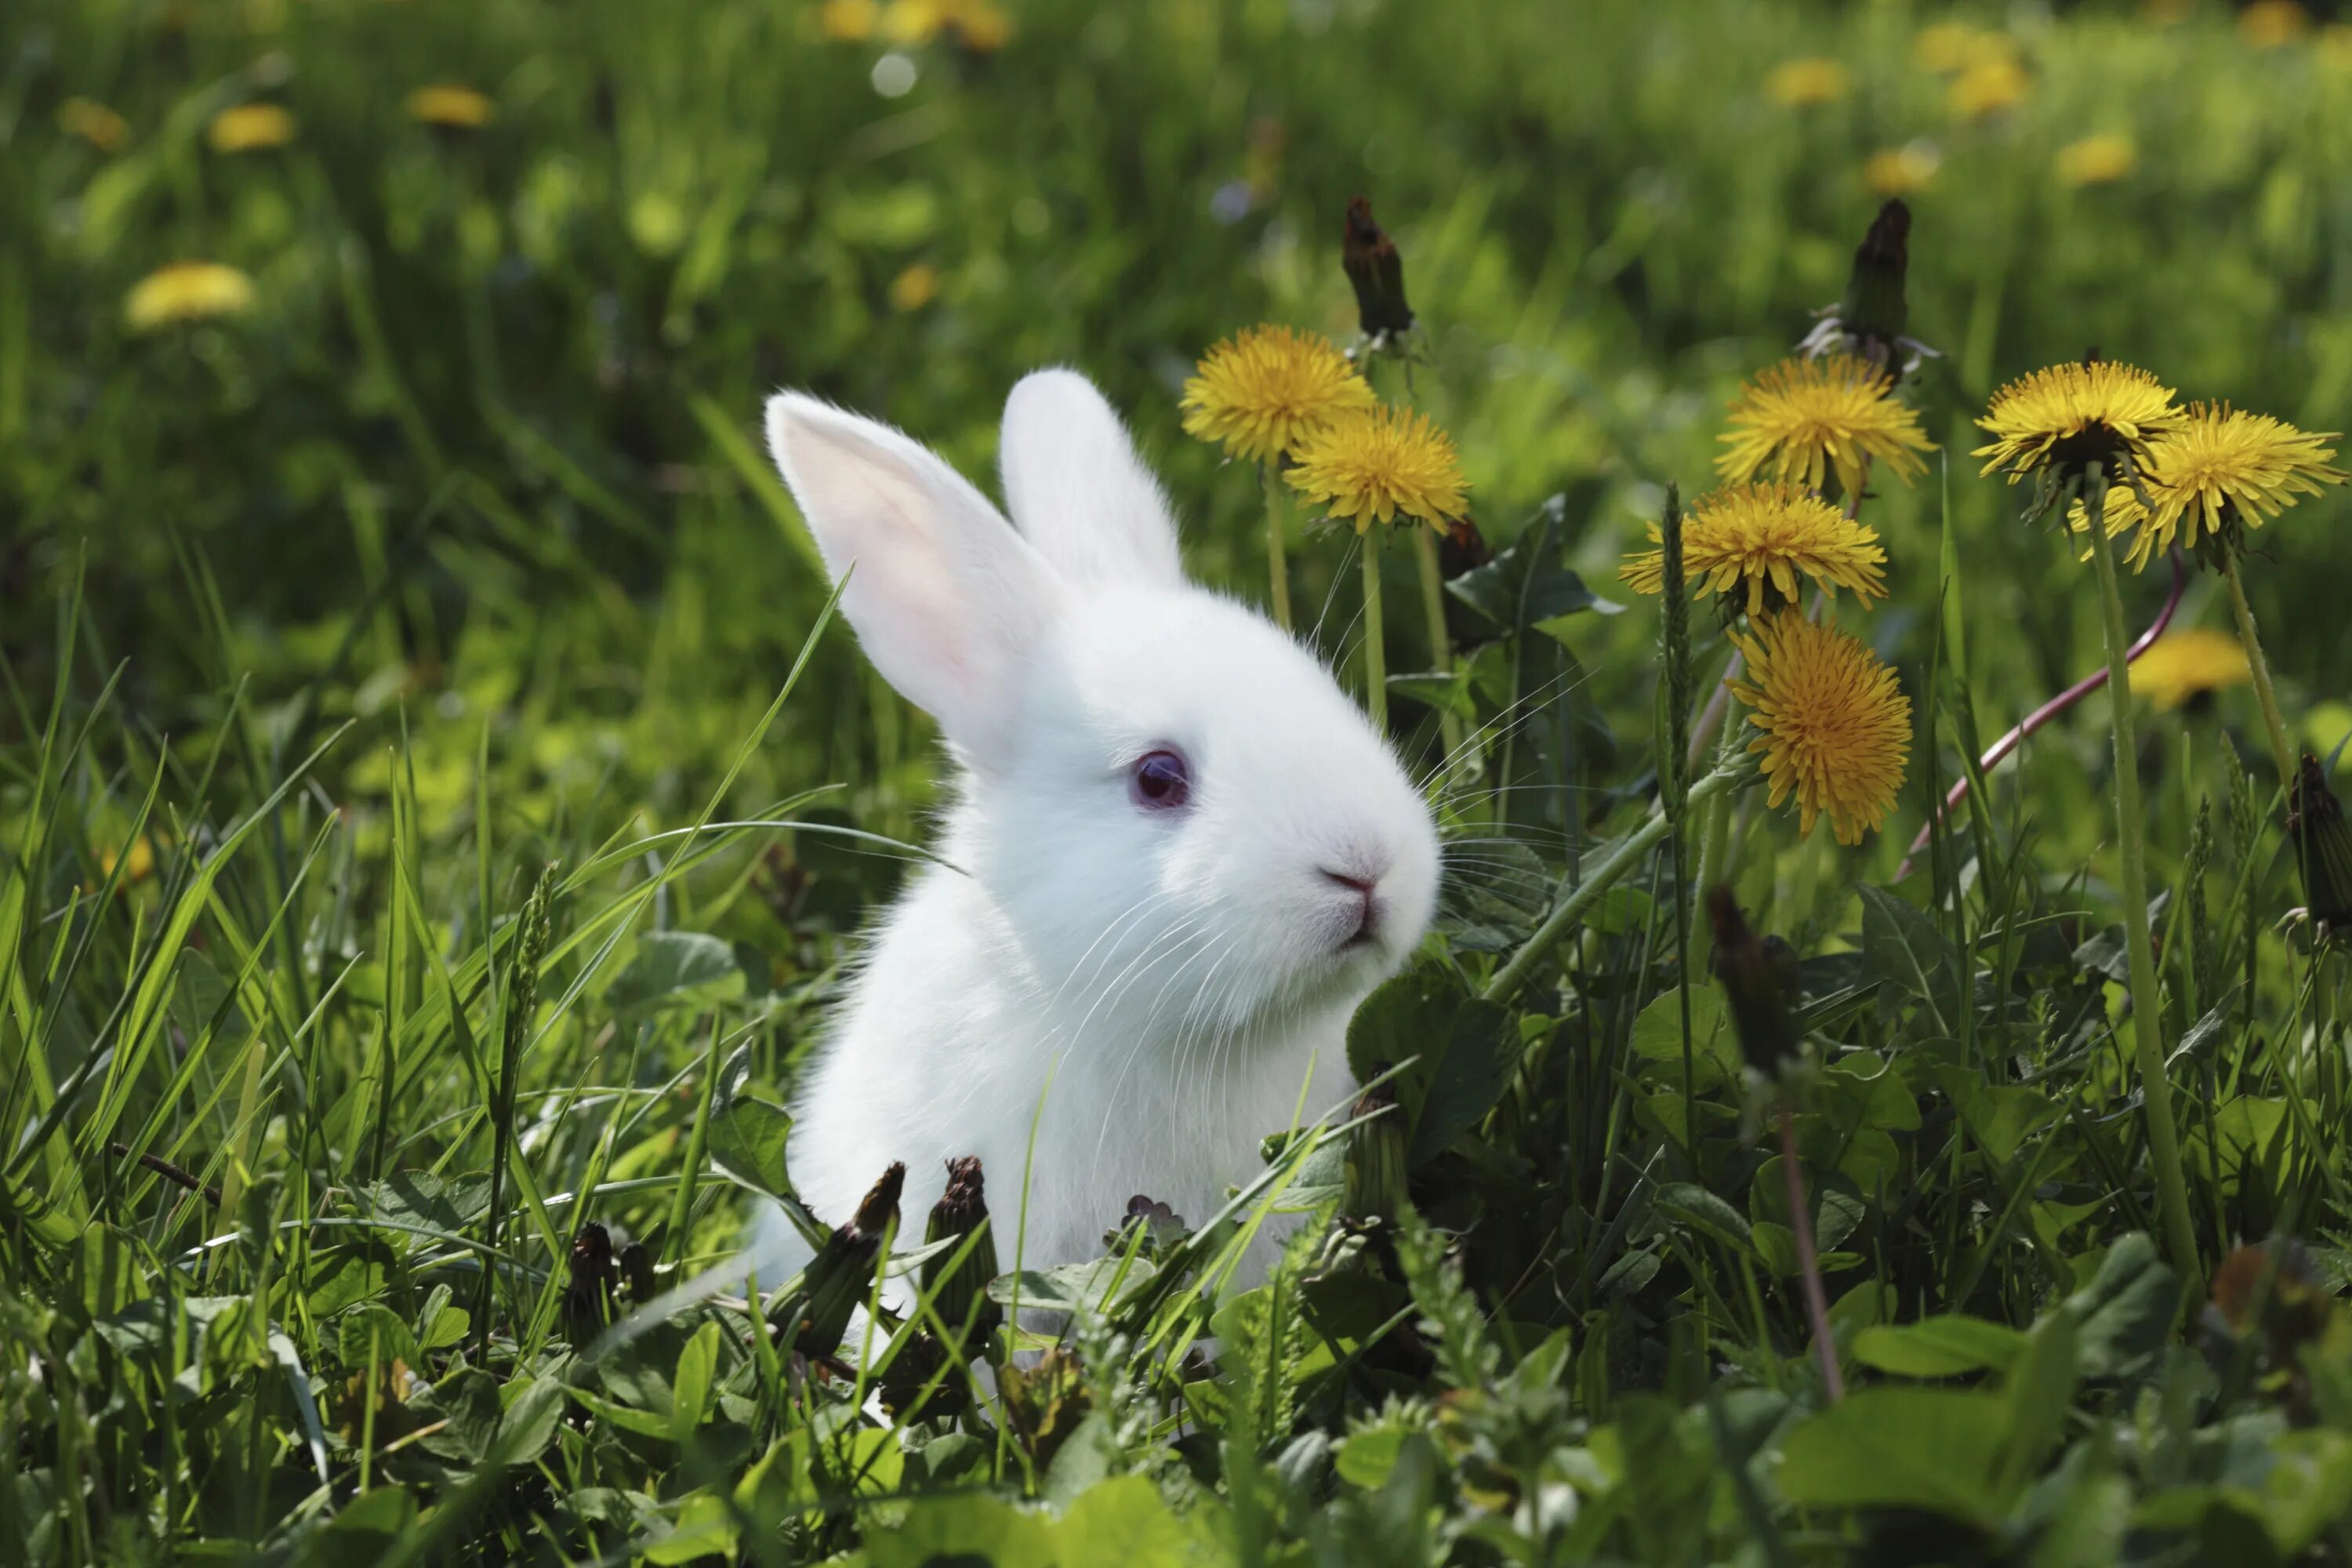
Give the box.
[1132,750,1190,809]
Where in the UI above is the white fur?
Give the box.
[750,369,1439,1294]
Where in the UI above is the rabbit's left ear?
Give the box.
[999,369,1183,588]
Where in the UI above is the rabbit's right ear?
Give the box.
[767,394,1063,760]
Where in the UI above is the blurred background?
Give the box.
[6,0,2351,873]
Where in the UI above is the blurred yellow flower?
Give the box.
[1181,324,1374,466]
[820,0,879,39]
[1766,57,1849,107]
[100,837,158,885]
[2131,629,2252,711]
[57,96,130,153]
[1730,611,1912,846]
[1914,22,1983,73]
[888,262,939,311]
[2239,0,2311,47]
[1974,359,2180,482]
[1717,354,1935,498]
[209,103,299,153]
[953,0,1013,50]
[125,262,257,330]
[1621,484,1886,616]
[1286,405,1469,532]
[1864,143,1940,196]
[406,84,495,129]
[2057,133,2135,187]
[1949,56,2029,118]
[884,0,946,42]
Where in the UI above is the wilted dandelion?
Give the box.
[2129,629,2252,711]
[1287,405,1468,530]
[209,103,298,153]
[1766,57,1849,107]
[1864,144,1940,197]
[1716,354,1934,497]
[57,97,129,152]
[1621,484,1886,616]
[407,84,495,129]
[1729,612,1911,846]
[888,262,940,311]
[1181,325,1374,466]
[125,263,256,331]
[2057,133,2135,187]
[2239,0,2311,47]
[1949,56,2029,118]
[1973,358,2180,483]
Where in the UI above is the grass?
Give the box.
[11,0,2352,1563]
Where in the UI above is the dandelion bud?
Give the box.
[1706,887,1802,1078]
[1344,1076,1408,1222]
[1341,196,1415,343]
[2288,755,2352,931]
[774,1162,903,1356]
[922,1156,1001,1345]
[1838,199,1910,364]
[563,1222,616,1345]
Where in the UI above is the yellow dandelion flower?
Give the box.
[2131,629,2253,711]
[2057,133,2135,187]
[1180,324,1375,466]
[125,262,257,331]
[1973,359,2181,482]
[1864,143,1940,197]
[208,103,298,153]
[2117,403,2345,568]
[887,261,939,311]
[819,0,879,39]
[57,96,130,153]
[406,84,495,129]
[1716,355,1935,498]
[1621,484,1886,617]
[1766,57,1850,107]
[1949,56,2029,118]
[1285,405,1469,532]
[2239,0,2310,47]
[1730,612,1912,846]
[102,837,158,884]
[1914,23,1984,73]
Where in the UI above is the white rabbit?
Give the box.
[745,368,1439,1298]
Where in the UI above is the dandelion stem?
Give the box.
[2084,468,2202,1293]
[1410,522,1465,766]
[1261,464,1293,633]
[1780,1102,1844,1403]
[2220,551,2296,787]
[1485,756,1752,1006]
[1362,526,1388,730]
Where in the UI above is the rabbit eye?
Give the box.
[1129,748,1191,811]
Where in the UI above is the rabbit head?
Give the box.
[764,368,1439,1058]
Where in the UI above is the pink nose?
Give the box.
[1323,869,1378,938]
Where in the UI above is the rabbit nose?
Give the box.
[1322,868,1380,940]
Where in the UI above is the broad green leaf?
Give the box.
[989,1256,1155,1316]
[644,1490,740,1565]
[1856,884,1962,1022]
[2066,1233,2180,1380]
[499,1377,567,1466]
[1936,1069,2060,1167]
[355,1171,493,1237]
[606,931,743,1013]
[1628,986,1738,1090]
[709,1095,794,1198]
[864,1494,1056,1568]
[1652,1182,1752,1252]
[671,1321,720,1439]
[1774,1387,2010,1525]
[1852,1316,2027,1378]
[1055,1474,1204,1565]
[1345,969,1520,1164]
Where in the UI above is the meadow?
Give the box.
[11,0,2352,1561]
